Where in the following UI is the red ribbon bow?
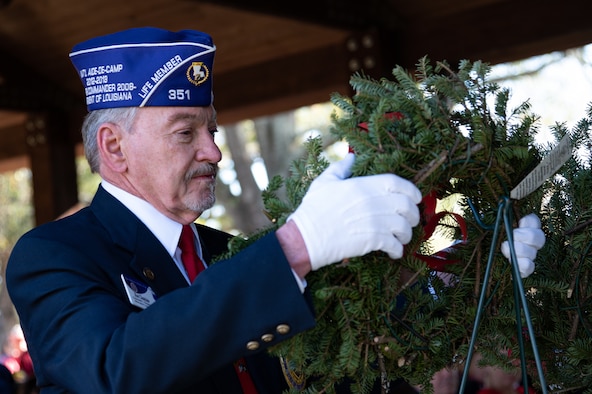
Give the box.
[414,190,467,271]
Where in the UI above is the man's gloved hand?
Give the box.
[501,213,546,278]
[288,153,422,271]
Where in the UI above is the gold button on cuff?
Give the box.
[261,333,274,342]
[276,324,290,335]
[246,341,260,351]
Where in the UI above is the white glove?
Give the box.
[501,213,546,278]
[288,153,422,270]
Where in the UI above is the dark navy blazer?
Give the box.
[7,185,316,393]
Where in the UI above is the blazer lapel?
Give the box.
[129,229,187,295]
[90,185,187,295]
[195,224,233,263]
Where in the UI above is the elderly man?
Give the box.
[6,27,423,393]
[6,27,544,394]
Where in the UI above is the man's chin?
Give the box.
[184,192,216,214]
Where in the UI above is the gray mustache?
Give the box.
[187,163,218,180]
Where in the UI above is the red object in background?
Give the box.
[517,386,538,394]
[477,386,536,394]
[477,389,503,394]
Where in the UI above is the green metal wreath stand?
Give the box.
[459,196,548,394]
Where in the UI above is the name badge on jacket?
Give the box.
[121,274,157,309]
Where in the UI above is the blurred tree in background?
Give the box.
[0,169,32,345]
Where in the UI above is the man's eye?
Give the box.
[209,128,218,136]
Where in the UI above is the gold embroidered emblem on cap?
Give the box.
[186,61,209,86]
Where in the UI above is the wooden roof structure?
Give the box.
[0,0,591,224]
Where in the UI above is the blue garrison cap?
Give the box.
[69,27,215,111]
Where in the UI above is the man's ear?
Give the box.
[97,123,127,173]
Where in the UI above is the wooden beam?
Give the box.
[214,31,386,124]
[0,48,83,112]
[214,40,349,122]
[0,122,28,160]
[25,112,78,225]
[0,156,28,173]
[391,0,592,69]
[196,0,399,30]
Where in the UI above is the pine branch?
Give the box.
[222,58,592,391]
[413,142,483,185]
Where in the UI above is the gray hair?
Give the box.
[81,107,138,173]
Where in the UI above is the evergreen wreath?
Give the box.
[221,58,592,393]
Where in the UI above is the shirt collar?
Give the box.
[101,180,182,259]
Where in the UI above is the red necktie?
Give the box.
[178,224,258,393]
[178,224,205,281]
